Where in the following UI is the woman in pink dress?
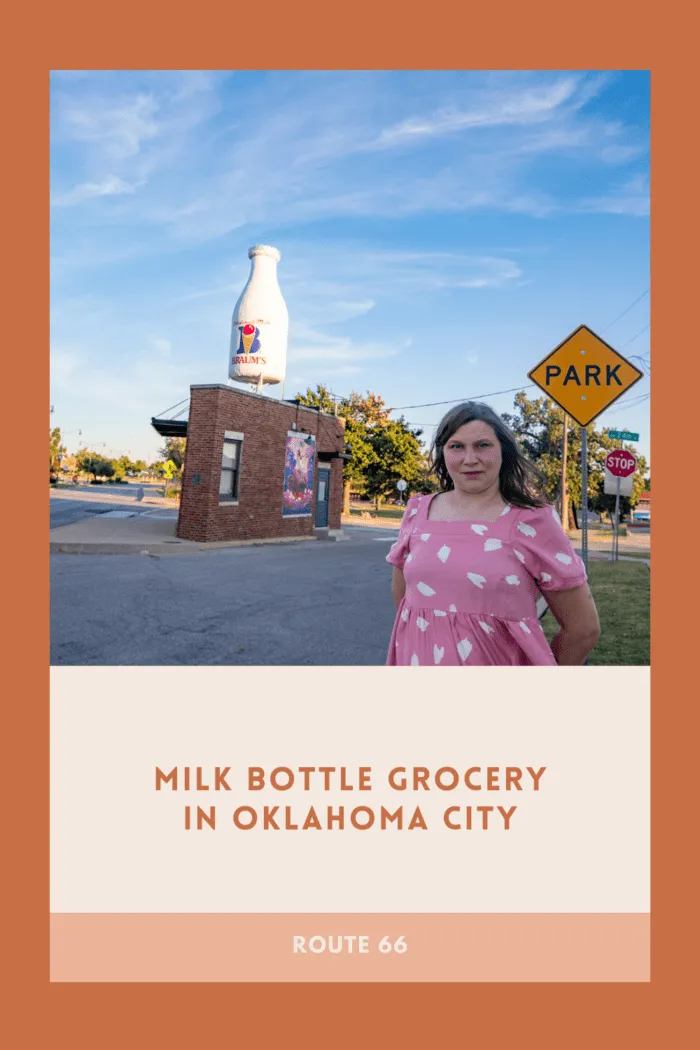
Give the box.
[386,402,600,666]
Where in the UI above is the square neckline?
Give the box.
[423,492,511,524]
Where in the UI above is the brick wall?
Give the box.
[177,384,346,542]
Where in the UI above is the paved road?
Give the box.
[50,498,126,529]
[51,526,399,666]
[50,485,169,529]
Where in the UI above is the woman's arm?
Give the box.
[391,567,406,610]
[544,583,601,665]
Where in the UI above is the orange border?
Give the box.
[9,11,694,1047]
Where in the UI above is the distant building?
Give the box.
[634,490,651,521]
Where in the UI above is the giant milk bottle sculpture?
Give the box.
[229,245,289,391]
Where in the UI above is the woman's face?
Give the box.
[443,420,503,495]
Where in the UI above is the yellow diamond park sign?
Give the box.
[528,324,644,428]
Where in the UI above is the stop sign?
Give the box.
[605,450,637,478]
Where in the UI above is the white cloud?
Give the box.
[372,77,581,148]
[600,144,646,164]
[578,175,650,217]
[290,343,399,362]
[58,92,160,159]
[48,71,641,242]
[150,337,172,356]
[52,174,144,207]
[50,341,200,414]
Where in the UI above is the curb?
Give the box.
[50,535,319,556]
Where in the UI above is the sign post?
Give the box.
[528,325,644,576]
[396,478,407,506]
[605,450,637,561]
[581,427,588,569]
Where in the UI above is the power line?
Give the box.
[406,380,651,430]
[619,323,650,349]
[603,393,650,415]
[388,384,537,413]
[600,289,649,334]
[628,354,651,378]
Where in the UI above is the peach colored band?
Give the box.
[50,913,649,982]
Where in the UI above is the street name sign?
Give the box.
[609,430,640,442]
[605,450,637,478]
[528,325,644,427]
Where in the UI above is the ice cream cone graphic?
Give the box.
[240,323,256,355]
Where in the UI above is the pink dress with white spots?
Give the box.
[386,494,587,666]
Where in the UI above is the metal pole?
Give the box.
[613,476,620,562]
[560,413,569,528]
[580,427,588,575]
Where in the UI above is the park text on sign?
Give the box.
[528,325,643,427]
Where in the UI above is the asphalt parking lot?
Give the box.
[50,526,399,666]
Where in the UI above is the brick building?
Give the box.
[163,384,347,544]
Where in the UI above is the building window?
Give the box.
[219,435,242,502]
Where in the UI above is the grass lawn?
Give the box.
[542,560,649,665]
[348,506,405,520]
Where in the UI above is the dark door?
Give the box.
[315,466,330,527]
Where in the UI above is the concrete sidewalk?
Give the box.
[341,515,649,567]
[50,513,320,555]
[50,513,648,565]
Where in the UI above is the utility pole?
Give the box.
[560,412,569,529]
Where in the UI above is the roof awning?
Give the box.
[151,417,189,438]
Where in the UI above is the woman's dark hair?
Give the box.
[429,401,547,509]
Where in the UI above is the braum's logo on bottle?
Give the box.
[234,323,266,365]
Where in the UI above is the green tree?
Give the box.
[295,385,427,510]
[411,453,441,495]
[362,418,425,510]
[115,454,134,476]
[295,385,381,507]
[159,437,186,470]
[77,451,114,481]
[502,392,648,526]
[50,427,66,473]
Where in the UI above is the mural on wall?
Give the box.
[283,432,316,517]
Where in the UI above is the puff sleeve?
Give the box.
[510,506,587,592]
[385,497,418,570]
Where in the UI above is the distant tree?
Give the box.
[159,437,186,470]
[50,427,66,473]
[295,385,425,510]
[503,392,648,526]
[115,454,133,476]
[132,459,147,473]
[411,454,441,495]
[362,418,426,510]
[77,451,114,481]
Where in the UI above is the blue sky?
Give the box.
[50,70,650,467]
